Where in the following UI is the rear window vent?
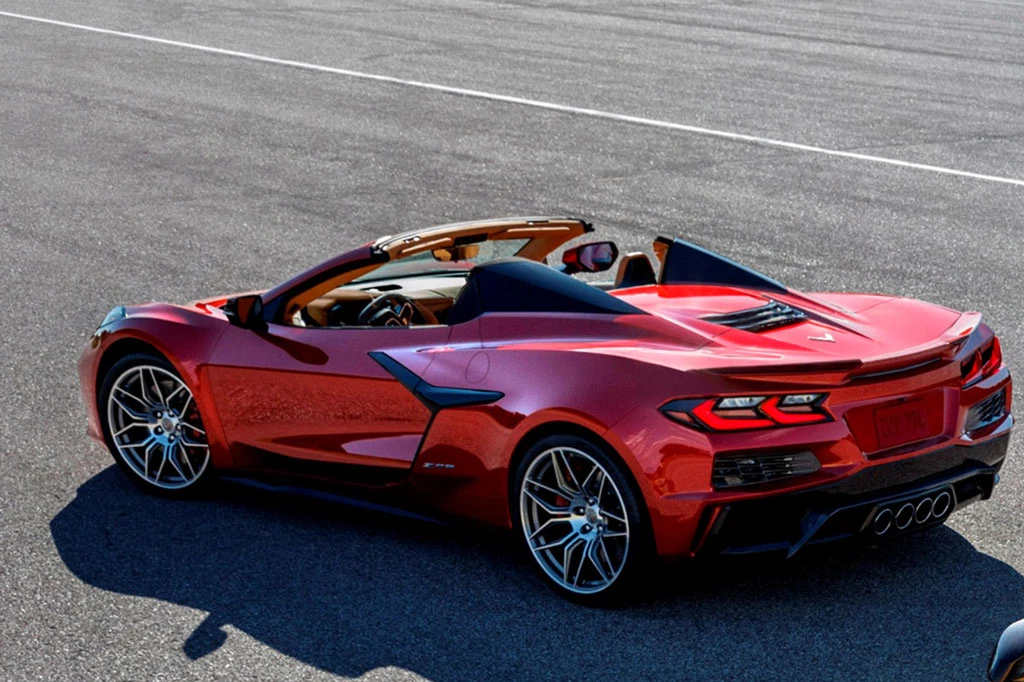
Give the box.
[701,300,807,332]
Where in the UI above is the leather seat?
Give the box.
[614,252,657,289]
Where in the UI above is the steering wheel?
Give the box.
[357,293,421,327]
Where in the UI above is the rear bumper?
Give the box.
[696,433,1009,557]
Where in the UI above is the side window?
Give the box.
[294,282,466,329]
[289,239,535,329]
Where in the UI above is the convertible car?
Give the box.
[78,217,1012,603]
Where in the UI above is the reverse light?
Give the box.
[780,394,819,406]
[662,393,832,432]
[717,396,765,409]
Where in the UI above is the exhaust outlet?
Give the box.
[895,503,915,530]
[914,497,934,524]
[868,488,955,539]
[872,508,893,535]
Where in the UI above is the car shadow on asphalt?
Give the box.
[52,467,1023,681]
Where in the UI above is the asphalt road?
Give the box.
[2,1,1024,680]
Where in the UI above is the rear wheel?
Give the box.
[513,434,651,605]
[99,353,212,495]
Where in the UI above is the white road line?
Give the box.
[2,9,1023,188]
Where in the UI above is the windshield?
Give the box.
[352,238,531,283]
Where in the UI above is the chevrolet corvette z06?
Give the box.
[78,217,1012,603]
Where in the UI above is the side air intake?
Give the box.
[701,300,807,332]
[965,388,1007,433]
[712,451,820,489]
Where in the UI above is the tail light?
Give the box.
[661,394,832,432]
[983,337,1003,375]
[962,336,1003,387]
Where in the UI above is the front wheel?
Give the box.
[513,434,652,605]
[99,353,213,495]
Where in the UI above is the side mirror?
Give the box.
[225,294,266,332]
[989,620,1024,681]
[561,241,619,274]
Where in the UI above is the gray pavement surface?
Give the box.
[1,1,1024,680]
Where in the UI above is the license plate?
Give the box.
[874,399,930,450]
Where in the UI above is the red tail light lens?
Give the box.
[691,399,775,430]
[662,394,832,432]
[983,337,1003,376]
[961,351,983,386]
[760,396,830,425]
[962,336,1003,387]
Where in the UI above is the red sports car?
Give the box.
[78,217,1012,603]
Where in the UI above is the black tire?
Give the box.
[512,433,653,606]
[98,352,213,497]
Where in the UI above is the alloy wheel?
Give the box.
[519,446,630,594]
[106,365,210,490]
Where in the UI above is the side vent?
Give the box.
[965,389,1007,433]
[712,451,821,489]
[701,300,807,332]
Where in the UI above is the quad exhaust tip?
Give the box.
[895,503,915,530]
[872,489,954,537]
[872,508,893,535]
[914,498,933,524]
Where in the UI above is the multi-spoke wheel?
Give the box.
[514,434,650,604]
[99,353,211,494]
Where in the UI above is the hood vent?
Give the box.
[701,299,807,332]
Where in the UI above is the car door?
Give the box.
[204,321,452,477]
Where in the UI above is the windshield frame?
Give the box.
[261,217,593,324]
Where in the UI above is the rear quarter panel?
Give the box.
[410,312,719,528]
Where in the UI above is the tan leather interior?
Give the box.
[283,218,591,321]
[305,289,373,327]
[304,288,446,326]
[283,262,381,322]
[652,238,670,267]
[614,252,657,288]
[432,244,480,261]
[404,297,442,325]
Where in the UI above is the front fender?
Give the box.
[78,303,231,467]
